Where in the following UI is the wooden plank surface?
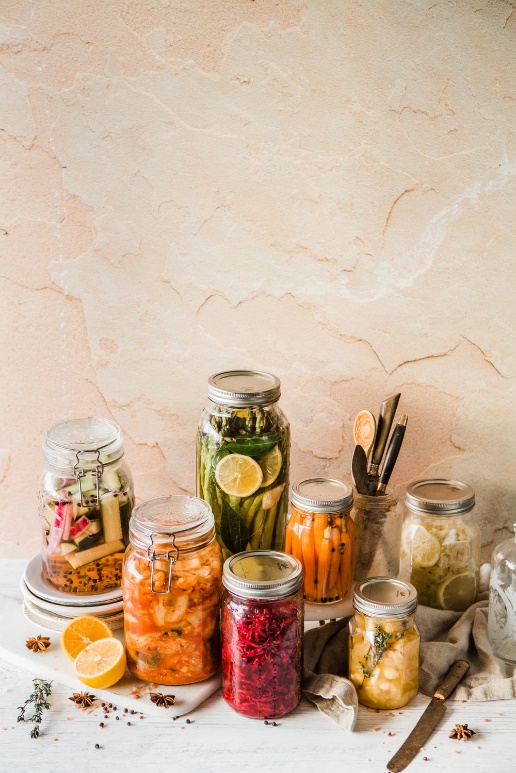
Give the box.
[0,559,514,773]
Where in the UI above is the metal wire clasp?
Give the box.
[73,450,104,507]
[147,533,179,594]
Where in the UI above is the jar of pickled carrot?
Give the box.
[287,478,355,603]
[221,550,303,718]
[40,417,134,594]
[349,577,419,709]
[123,495,222,685]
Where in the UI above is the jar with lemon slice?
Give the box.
[400,479,480,612]
[196,371,290,559]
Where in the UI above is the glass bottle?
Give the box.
[488,524,516,665]
[352,489,402,582]
[221,550,303,719]
[40,417,134,594]
[349,577,419,710]
[287,477,355,603]
[123,495,222,685]
[196,370,290,559]
[400,479,480,611]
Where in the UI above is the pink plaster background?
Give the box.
[1,0,515,559]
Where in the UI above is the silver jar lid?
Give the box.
[353,577,418,618]
[291,478,353,513]
[405,479,475,515]
[129,495,215,553]
[207,370,281,406]
[43,417,124,471]
[223,551,302,599]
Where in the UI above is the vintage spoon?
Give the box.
[353,410,376,462]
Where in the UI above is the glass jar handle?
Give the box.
[147,533,179,594]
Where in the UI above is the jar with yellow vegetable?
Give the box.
[286,478,355,603]
[123,495,222,685]
[400,479,479,612]
[196,370,290,559]
[349,577,419,709]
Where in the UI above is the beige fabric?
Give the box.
[303,590,516,728]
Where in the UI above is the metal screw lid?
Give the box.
[291,478,353,513]
[207,370,281,407]
[222,550,303,599]
[405,479,475,515]
[43,417,124,471]
[129,495,215,553]
[353,577,418,618]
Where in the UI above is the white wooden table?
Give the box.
[0,560,514,773]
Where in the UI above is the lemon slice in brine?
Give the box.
[258,445,282,487]
[437,572,477,611]
[215,453,263,497]
[410,525,441,568]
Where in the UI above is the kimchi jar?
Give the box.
[123,495,222,685]
[221,550,303,719]
[287,478,355,603]
[349,577,419,710]
[40,417,134,594]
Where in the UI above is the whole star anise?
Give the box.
[25,635,51,653]
[68,692,96,708]
[449,723,476,741]
[150,692,176,708]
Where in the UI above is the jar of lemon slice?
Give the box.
[400,479,480,611]
[196,371,290,559]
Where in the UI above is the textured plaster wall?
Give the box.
[1,0,515,559]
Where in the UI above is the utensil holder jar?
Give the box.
[352,489,402,582]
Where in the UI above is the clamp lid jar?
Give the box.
[123,495,222,685]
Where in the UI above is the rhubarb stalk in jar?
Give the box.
[123,495,222,685]
[221,551,303,718]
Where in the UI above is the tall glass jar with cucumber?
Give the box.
[400,479,480,612]
[196,371,290,559]
[40,418,134,594]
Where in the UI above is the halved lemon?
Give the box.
[74,637,126,689]
[215,453,263,497]
[258,445,282,487]
[61,615,113,661]
[437,572,477,611]
[410,525,441,568]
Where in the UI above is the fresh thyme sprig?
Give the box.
[359,624,404,679]
[17,678,52,738]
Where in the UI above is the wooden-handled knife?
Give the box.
[368,393,401,482]
[387,660,470,772]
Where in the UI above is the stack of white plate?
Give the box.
[21,554,124,632]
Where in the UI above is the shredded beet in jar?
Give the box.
[221,572,303,719]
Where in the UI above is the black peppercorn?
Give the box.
[99,722,104,727]
[95,744,100,749]
[264,720,269,725]
[186,719,191,724]
[127,722,131,726]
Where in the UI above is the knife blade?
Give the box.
[368,393,401,481]
[386,660,470,772]
[376,415,408,494]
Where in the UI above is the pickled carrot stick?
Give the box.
[328,526,341,590]
[301,524,316,601]
[340,536,352,597]
[290,514,303,565]
[317,528,332,602]
[313,512,327,574]
[285,518,294,554]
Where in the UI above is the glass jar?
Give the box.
[123,495,222,684]
[287,477,355,603]
[221,550,303,719]
[400,479,480,611]
[196,370,290,559]
[349,577,419,709]
[352,489,402,582]
[488,524,516,665]
[39,417,134,594]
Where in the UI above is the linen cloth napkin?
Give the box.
[303,569,516,729]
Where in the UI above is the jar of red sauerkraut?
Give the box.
[123,495,222,685]
[221,550,303,719]
[40,417,134,594]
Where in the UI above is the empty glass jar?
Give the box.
[40,417,134,594]
[352,489,402,582]
[488,524,516,665]
[197,370,290,559]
